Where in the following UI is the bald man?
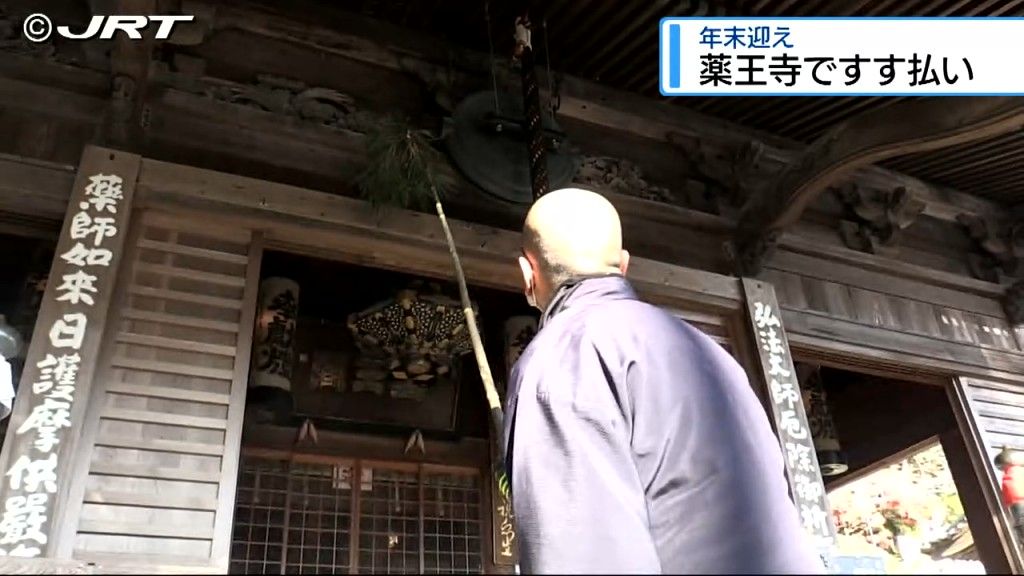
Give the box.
[503,188,824,574]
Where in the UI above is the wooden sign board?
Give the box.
[0,147,139,557]
[741,279,838,560]
[489,317,533,567]
[491,468,518,567]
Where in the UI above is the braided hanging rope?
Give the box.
[515,12,549,200]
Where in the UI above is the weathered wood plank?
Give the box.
[0,152,75,220]
[767,247,1006,317]
[77,520,214,541]
[0,50,110,95]
[127,285,244,310]
[136,238,250,264]
[104,381,231,405]
[120,308,240,333]
[0,77,108,124]
[978,417,1024,437]
[140,210,253,246]
[983,432,1024,450]
[102,408,228,430]
[768,266,1019,353]
[115,333,238,357]
[975,402,1024,425]
[93,435,225,457]
[109,357,235,381]
[90,462,221,483]
[83,490,218,512]
[969,387,1024,408]
[782,309,1024,382]
[132,262,247,288]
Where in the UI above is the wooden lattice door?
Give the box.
[230,456,485,575]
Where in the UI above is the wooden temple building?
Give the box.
[1,0,1024,573]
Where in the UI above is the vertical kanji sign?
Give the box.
[0,147,139,558]
[490,468,517,567]
[741,279,837,560]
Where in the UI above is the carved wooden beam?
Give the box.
[1,1,1009,232]
[734,97,1024,275]
[103,0,157,145]
[194,2,1011,229]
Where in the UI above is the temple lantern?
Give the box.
[797,363,849,477]
[249,277,300,422]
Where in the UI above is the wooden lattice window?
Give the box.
[230,456,484,574]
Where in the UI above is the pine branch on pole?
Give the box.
[356,119,509,469]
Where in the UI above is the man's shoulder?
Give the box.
[582,299,719,351]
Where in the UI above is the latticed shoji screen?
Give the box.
[230,456,484,574]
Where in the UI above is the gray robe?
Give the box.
[503,275,825,574]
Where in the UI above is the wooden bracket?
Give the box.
[957,213,1024,283]
[835,183,925,256]
[728,228,780,277]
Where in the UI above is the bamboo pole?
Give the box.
[402,137,509,485]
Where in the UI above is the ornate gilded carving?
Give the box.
[834,183,925,256]
[956,213,1024,283]
[573,156,672,203]
[347,283,478,401]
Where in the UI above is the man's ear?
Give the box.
[619,249,630,276]
[518,255,534,288]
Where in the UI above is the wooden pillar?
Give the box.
[0,146,140,558]
[947,377,1024,573]
[940,429,1014,573]
[741,279,838,561]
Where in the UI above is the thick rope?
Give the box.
[515,13,549,200]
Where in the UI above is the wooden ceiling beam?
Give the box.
[734,97,1024,275]
[194,1,1008,223]
[0,2,1011,256]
